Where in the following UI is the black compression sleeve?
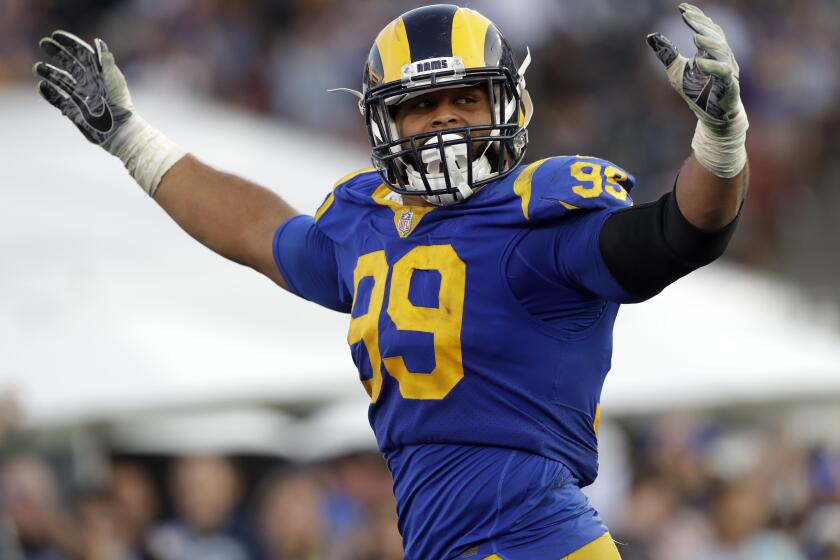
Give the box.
[599,190,740,300]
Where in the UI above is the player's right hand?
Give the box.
[34,31,134,149]
[646,4,745,130]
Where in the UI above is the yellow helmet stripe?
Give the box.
[451,8,492,68]
[375,17,412,84]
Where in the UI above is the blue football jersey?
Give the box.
[274,155,637,559]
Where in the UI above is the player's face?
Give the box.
[393,85,492,147]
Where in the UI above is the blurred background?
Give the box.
[2,0,839,559]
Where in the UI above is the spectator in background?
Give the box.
[257,468,329,560]
[686,477,805,560]
[613,469,710,560]
[326,454,394,521]
[77,492,137,560]
[341,502,402,560]
[641,415,715,508]
[323,454,402,560]
[801,503,840,560]
[0,455,79,560]
[146,455,257,560]
[110,461,160,559]
[0,393,21,441]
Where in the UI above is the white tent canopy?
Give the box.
[2,86,839,430]
[609,266,840,412]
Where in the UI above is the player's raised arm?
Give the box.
[572,4,750,302]
[33,31,296,289]
[647,3,749,229]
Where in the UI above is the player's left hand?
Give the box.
[646,3,744,130]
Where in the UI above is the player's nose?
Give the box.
[430,103,463,128]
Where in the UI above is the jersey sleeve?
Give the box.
[509,209,642,304]
[273,215,352,313]
[518,155,635,224]
[510,171,741,305]
[508,155,642,303]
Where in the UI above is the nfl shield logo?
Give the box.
[397,210,414,236]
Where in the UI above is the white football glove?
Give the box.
[647,3,748,178]
[34,31,185,196]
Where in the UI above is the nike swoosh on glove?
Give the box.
[34,31,185,196]
[34,31,133,147]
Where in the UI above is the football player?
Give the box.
[34,3,748,559]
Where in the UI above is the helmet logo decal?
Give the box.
[416,58,449,73]
[401,56,465,85]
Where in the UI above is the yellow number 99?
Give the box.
[348,245,466,402]
[384,245,466,400]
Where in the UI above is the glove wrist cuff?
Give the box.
[104,115,186,197]
[691,111,748,179]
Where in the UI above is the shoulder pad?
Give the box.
[511,156,635,223]
[313,167,377,221]
[312,167,381,242]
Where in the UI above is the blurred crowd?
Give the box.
[1,0,838,303]
[0,450,402,560]
[3,411,840,560]
[604,415,840,560]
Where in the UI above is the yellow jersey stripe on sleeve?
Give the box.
[313,193,335,223]
[512,158,551,221]
[314,167,374,223]
[333,167,375,188]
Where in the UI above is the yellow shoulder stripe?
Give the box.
[313,194,335,223]
[333,167,375,188]
[512,158,551,220]
[314,167,374,223]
